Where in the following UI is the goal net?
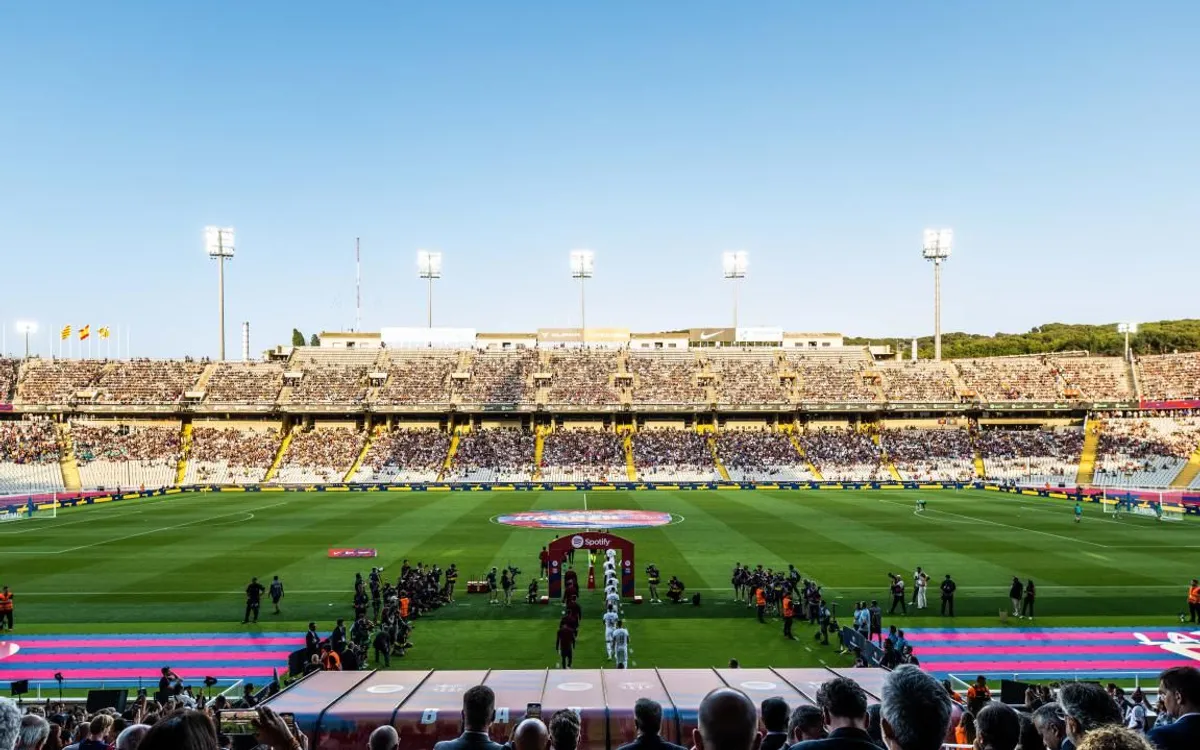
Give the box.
[0,494,59,523]
[1100,488,1185,522]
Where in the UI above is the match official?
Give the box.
[941,574,956,617]
[243,577,265,624]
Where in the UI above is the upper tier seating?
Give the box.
[711,353,788,405]
[1050,357,1132,400]
[355,428,450,483]
[0,358,18,404]
[546,351,621,405]
[185,426,279,484]
[459,352,538,405]
[95,360,206,404]
[877,361,958,402]
[0,419,65,493]
[716,428,813,481]
[787,356,877,402]
[376,353,457,405]
[954,358,1059,401]
[1137,353,1200,400]
[72,422,180,489]
[16,359,107,404]
[630,353,705,404]
[539,428,625,482]
[204,362,285,404]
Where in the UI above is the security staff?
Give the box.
[756,586,767,624]
[782,593,795,640]
[941,574,957,617]
[0,586,13,632]
[1188,578,1200,623]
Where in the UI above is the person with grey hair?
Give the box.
[879,665,952,750]
[15,713,50,750]
[115,723,150,750]
[0,697,22,750]
[692,688,761,750]
[1032,703,1070,750]
[369,725,400,750]
[1059,683,1122,748]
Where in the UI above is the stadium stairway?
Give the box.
[437,426,466,482]
[621,428,638,481]
[263,427,295,482]
[192,362,219,393]
[1076,418,1102,486]
[969,429,986,479]
[342,428,374,483]
[532,424,550,481]
[54,422,82,492]
[1169,442,1200,488]
[174,423,193,486]
[871,431,904,482]
[698,425,731,482]
[785,427,824,480]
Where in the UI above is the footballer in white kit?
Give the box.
[611,619,630,667]
[602,605,620,658]
[606,589,620,609]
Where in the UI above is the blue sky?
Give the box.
[1,1,1197,358]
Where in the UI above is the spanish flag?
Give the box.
[98,327,111,339]
[79,325,90,341]
[60,325,72,341]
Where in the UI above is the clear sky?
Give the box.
[1,1,1197,358]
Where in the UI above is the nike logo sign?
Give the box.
[700,331,724,340]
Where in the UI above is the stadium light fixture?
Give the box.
[721,251,749,330]
[921,228,953,361]
[1117,322,1138,361]
[570,250,595,342]
[15,320,37,359]
[204,226,236,360]
[417,250,443,328]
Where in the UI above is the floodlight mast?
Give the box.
[204,226,236,360]
[15,321,37,359]
[1117,322,1138,361]
[417,250,443,328]
[570,250,595,344]
[921,228,953,361]
[722,251,749,330]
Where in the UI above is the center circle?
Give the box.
[495,510,673,529]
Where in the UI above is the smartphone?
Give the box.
[218,710,297,737]
[525,702,542,720]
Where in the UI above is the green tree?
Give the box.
[309,333,321,347]
[292,329,305,347]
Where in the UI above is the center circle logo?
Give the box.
[740,681,778,691]
[0,642,19,661]
[571,535,585,549]
[495,510,674,529]
[557,682,593,692]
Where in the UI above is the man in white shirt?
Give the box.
[915,568,928,610]
[602,605,620,659]
[611,619,630,668]
[606,589,620,610]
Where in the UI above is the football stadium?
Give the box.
[4,5,1200,750]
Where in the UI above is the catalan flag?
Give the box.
[98,327,111,340]
[79,325,90,341]
[60,325,72,341]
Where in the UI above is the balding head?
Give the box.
[369,725,400,750]
[693,688,761,750]
[512,718,548,750]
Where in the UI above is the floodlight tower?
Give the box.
[570,250,595,342]
[15,321,37,359]
[921,228,953,361]
[204,226,236,360]
[722,251,749,330]
[1117,322,1138,361]
[417,250,443,328]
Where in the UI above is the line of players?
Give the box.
[555,549,631,670]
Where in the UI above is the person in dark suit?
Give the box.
[759,697,791,750]
[616,699,687,750]
[1059,682,1121,750]
[433,684,504,750]
[1149,666,1200,750]
[692,688,761,750]
[787,705,826,746]
[790,676,875,750]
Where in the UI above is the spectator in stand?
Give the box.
[1032,704,1070,750]
[634,430,717,481]
[759,698,790,750]
[1060,683,1123,749]
[512,720,548,750]
[549,710,581,750]
[975,703,1021,750]
[16,713,51,750]
[790,676,873,750]
[434,686,503,750]
[787,705,827,746]
[368,726,400,750]
[879,666,952,750]
[1149,666,1200,750]
[799,428,884,482]
[1077,727,1155,750]
[114,724,149,750]
[692,688,760,750]
[1,697,22,750]
[617,699,686,750]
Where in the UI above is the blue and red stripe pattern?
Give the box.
[905,626,1200,679]
[0,632,301,681]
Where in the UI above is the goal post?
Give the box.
[0,494,58,523]
[1099,487,1183,522]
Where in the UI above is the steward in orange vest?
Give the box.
[782,594,795,640]
[0,586,12,631]
[755,587,767,624]
[1188,579,1200,624]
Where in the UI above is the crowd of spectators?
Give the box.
[978,427,1084,485]
[95,360,206,405]
[459,351,538,405]
[1095,416,1200,487]
[539,428,625,482]
[955,357,1061,401]
[789,357,878,402]
[376,354,458,405]
[186,427,280,484]
[711,354,788,404]
[290,366,370,404]
[1138,353,1200,401]
[630,354,705,404]
[632,429,717,481]
[0,359,17,404]
[203,362,285,404]
[276,428,365,484]
[546,351,621,405]
[799,426,885,481]
[1053,357,1133,400]
[356,428,450,482]
[448,428,535,482]
[716,428,812,481]
[881,427,977,482]
[878,361,959,402]
[72,423,181,489]
[0,419,63,493]
[15,359,106,404]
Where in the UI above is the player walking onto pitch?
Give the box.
[1074,500,1083,523]
[611,619,630,668]
[603,604,619,658]
[269,576,285,614]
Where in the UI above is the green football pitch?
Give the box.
[2,488,1197,670]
